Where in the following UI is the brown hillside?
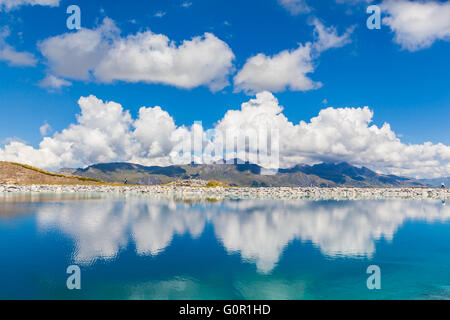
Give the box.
[0,162,103,185]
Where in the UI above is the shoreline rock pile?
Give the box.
[1,183,450,201]
[164,179,210,187]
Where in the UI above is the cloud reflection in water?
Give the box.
[37,198,450,273]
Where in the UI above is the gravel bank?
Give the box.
[1,184,449,201]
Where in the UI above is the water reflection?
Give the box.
[36,198,450,273]
[0,192,103,203]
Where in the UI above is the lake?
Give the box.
[1,193,449,300]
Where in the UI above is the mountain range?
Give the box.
[61,161,432,188]
[420,177,450,188]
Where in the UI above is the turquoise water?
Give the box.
[1,193,450,300]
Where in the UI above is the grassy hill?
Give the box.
[0,162,103,185]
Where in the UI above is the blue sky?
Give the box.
[0,0,449,177]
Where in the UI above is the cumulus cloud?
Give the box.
[95,32,234,91]
[335,0,450,50]
[132,106,177,163]
[234,19,353,94]
[1,92,450,178]
[382,0,450,51]
[0,27,37,67]
[0,95,181,169]
[0,0,60,11]
[278,0,311,15]
[39,18,120,81]
[39,18,235,91]
[234,43,321,94]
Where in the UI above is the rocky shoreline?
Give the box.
[1,184,450,201]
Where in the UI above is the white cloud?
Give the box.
[181,1,192,8]
[1,92,450,178]
[234,20,353,94]
[234,43,321,94]
[132,106,177,162]
[39,123,52,136]
[38,74,72,90]
[0,27,37,67]
[0,45,37,66]
[382,0,450,51]
[0,0,60,11]
[39,18,119,81]
[278,0,311,15]
[95,32,234,91]
[154,11,166,18]
[39,18,235,91]
[311,18,354,52]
